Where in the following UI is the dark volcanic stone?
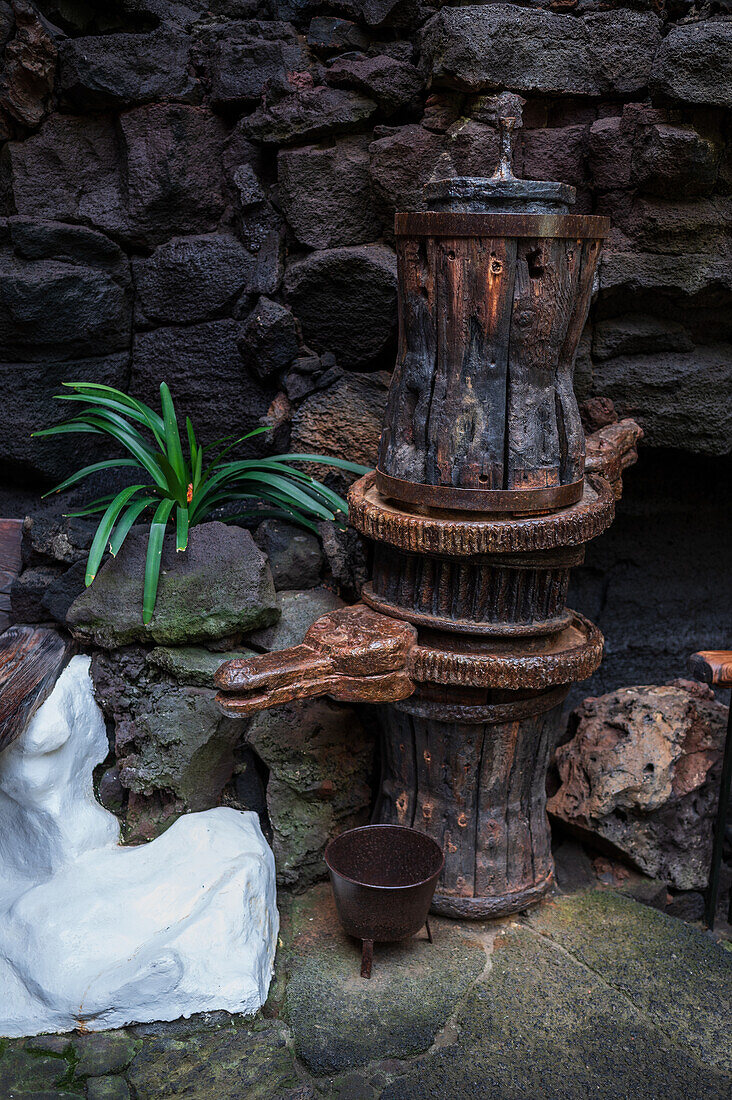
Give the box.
[21,514,96,568]
[119,104,228,246]
[67,521,278,647]
[569,451,731,698]
[241,83,376,145]
[284,245,397,368]
[238,296,300,381]
[130,320,273,446]
[58,27,196,109]
[6,113,127,236]
[325,54,423,115]
[0,218,131,360]
[196,20,309,111]
[369,120,498,230]
[41,559,87,625]
[245,697,375,885]
[592,315,694,361]
[10,564,57,622]
[650,20,732,107]
[631,123,719,199]
[133,234,253,325]
[0,352,129,481]
[521,124,588,191]
[589,344,731,455]
[253,519,324,589]
[290,370,388,478]
[247,587,344,650]
[7,106,228,246]
[421,6,660,96]
[278,136,379,249]
[307,16,369,54]
[0,0,56,128]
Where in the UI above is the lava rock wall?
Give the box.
[0,0,729,684]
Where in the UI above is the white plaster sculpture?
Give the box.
[0,655,279,1038]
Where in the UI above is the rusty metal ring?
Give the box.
[408,612,604,690]
[395,212,610,239]
[375,470,585,515]
[348,472,615,557]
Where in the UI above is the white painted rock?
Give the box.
[0,655,278,1038]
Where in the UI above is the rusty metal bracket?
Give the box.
[215,604,417,716]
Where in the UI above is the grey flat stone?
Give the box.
[382,911,731,1100]
[146,646,257,688]
[73,1030,138,1076]
[126,1017,302,1100]
[85,1077,131,1100]
[282,886,486,1077]
[526,889,732,1073]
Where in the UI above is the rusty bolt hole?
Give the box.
[490,260,503,275]
[526,248,545,278]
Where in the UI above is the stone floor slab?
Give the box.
[527,889,732,1073]
[281,885,487,1077]
[380,893,732,1100]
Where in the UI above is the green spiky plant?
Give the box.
[34,382,369,624]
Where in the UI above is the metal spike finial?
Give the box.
[492,116,517,182]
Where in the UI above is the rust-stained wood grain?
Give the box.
[0,518,23,635]
[688,651,732,689]
[376,686,567,917]
[378,216,606,508]
[0,625,75,753]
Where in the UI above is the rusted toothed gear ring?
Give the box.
[348,473,615,557]
[408,613,604,690]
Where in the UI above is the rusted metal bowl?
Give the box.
[325,824,444,978]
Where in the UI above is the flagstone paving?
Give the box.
[1,886,730,1099]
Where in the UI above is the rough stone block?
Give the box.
[521,123,588,189]
[68,521,278,647]
[325,53,423,115]
[253,519,324,590]
[238,296,300,381]
[290,370,389,471]
[278,135,379,249]
[650,20,732,107]
[592,315,694,361]
[0,0,56,128]
[246,696,375,885]
[284,245,397,368]
[133,234,253,325]
[631,123,719,199]
[241,83,376,145]
[247,587,345,651]
[197,22,308,110]
[6,113,127,237]
[420,6,660,97]
[130,320,272,445]
[587,343,732,455]
[119,104,227,246]
[0,352,129,481]
[58,27,196,109]
[0,218,131,360]
[369,120,498,229]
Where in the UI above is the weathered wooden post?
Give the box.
[216,111,641,918]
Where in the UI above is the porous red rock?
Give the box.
[548,681,729,890]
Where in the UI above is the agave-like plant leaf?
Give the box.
[175,504,189,552]
[85,484,149,586]
[159,382,186,485]
[143,497,176,624]
[109,496,155,556]
[42,457,141,498]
